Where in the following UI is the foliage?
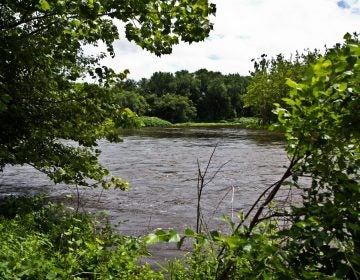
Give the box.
[143,72,177,96]
[173,70,201,98]
[137,116,172,127]
[224,74,251,118]
[151,93,197,123]
[273,32,360,279]
[113,89,150,116]
[194,69,250,121]
[122,69,251,122]
[226,117,264,128]
[200,77,232,120]
[244,52,318,124]
[0,195,164,279]
[145,218,286,280]
[0,0,215,188]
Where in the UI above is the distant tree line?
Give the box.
[111,50,320,124]
[111,69,251,123]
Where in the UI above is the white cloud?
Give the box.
[98,0,360,80]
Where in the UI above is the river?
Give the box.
[0,126,290,262]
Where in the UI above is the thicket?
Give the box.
[0,196,163,279]
[137,116,173,127]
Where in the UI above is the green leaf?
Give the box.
[295,221,307,229]
[285,78,298,89]
[145,233,159,244]
[184,228,195,236]
[282,97,296,106]
[346,55,357,66]
[39,0,50,11]
[168,230,180,243]
[333,83,347,92]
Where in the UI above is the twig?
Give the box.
[216,150,300,280]
[196,143,218,234]
[75,184,80,214]
[204,159,231,187]
[211,186,233,218]
[231,186,235,221]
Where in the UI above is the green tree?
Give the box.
[0,0,215,188]
[116,79,139,92]
[173,70,201,98]
[194,69,228,120]
[146,72,176,96]
[224,74,251,118]
[112,82,150,116]
[243,52,316,124]
[152,93,197,123]
[136,69,251,121]
[202,78,231,120]
[113,90,150,116]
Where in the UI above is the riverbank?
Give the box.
[137,116,267,129]
[174,117,265,128]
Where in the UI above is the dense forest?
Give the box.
[1,0,359,279]
[113,70,251,122]
[105,50,320,124]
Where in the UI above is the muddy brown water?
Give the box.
[0,126,290,264]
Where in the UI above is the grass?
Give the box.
[173,117,265,129]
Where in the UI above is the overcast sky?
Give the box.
[96,0,360,80]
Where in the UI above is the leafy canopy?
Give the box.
[0,0,215,188]
[244,51,319,124]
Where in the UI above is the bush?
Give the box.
[138,116,172,127]
[0,196,163,280]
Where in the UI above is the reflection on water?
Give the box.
[0,127,289,260]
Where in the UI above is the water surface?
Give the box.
[0,127,289,260]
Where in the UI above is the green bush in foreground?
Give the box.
[0,196,282,280]
[0,196,163,280]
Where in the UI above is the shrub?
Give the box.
[138,116,172,127]
[0,196,164,280]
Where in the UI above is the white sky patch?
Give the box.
[93,0,360,80]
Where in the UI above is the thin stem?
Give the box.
[216,150,300,280]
